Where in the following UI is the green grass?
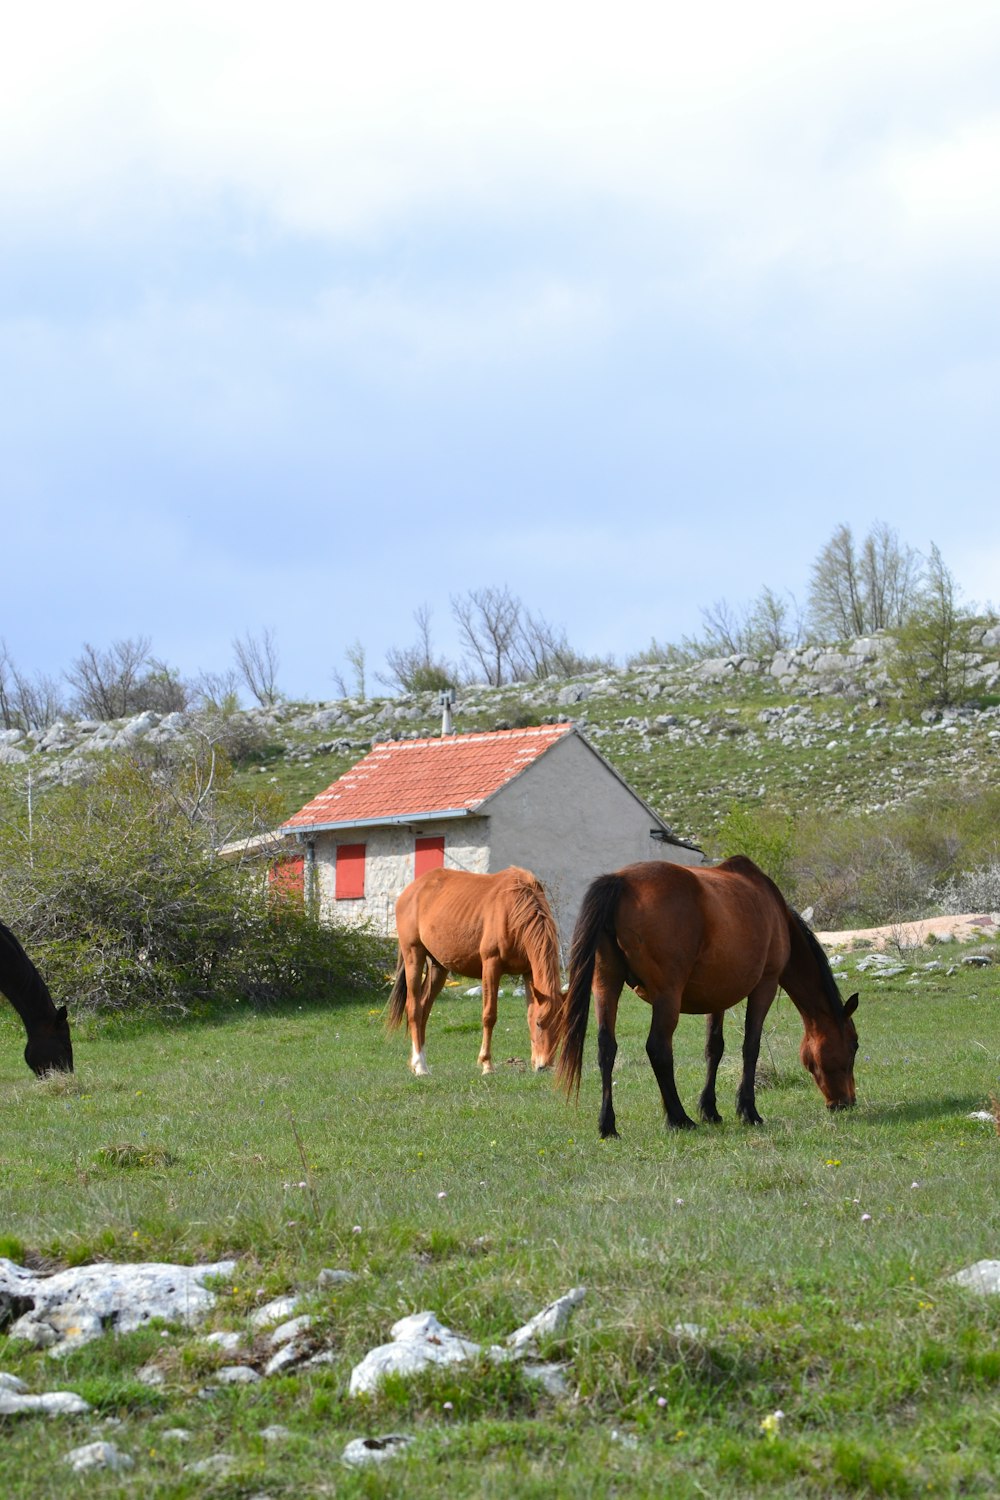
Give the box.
[0,957,999,1497]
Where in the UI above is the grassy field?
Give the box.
[1,951,999,1498]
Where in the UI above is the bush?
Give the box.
[938,861,1000,915]
[791,820,936,929]
[0,749,385,1014]
[715,803,795,891]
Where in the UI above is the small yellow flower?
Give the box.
[760,1410,785,1441]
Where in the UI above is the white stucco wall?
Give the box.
[310,817,490,936]
[485,733,702,948]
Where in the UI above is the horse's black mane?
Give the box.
[789,907,847,1021]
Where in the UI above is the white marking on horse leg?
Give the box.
[410,1049,430,1076]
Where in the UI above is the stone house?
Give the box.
[279,723,702,946]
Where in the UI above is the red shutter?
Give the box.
[414,836,445,878]
[335,843,366,899]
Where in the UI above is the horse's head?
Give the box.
[25,1006,74,1077]
[800,993,858,1110]
[526,987,565,1071]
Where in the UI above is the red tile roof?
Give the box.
[282,724,574,831]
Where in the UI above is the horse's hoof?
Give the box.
[480,1062,494,1075]
[410,1058,430,1077]
[668,1116,697,1131]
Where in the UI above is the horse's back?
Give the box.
[396,866,542,972]
[607,859,790,1012]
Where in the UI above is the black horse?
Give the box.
[0,920,73,1075]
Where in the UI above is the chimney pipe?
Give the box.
[439,688,454,736]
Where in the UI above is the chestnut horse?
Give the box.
[0,919,73,1076]
[388,866,564,1076]
[557,857,858,1136]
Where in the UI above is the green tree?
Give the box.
[889,543,979,710]
[807,521,920,640]
[0,745,383,1014]
[716,803,795,890]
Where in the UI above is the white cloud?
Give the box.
[5,0,1000,286]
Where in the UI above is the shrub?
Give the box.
[938,861,1000,915]
[715,803,795,891]
[0,748,385,1014]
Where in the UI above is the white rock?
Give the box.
[270,1314,312,1346]
[186,1454,237,1476]
[250,1294,299,1329]
[0,1389,91,1416]
[203,1330,243,1353]
[506,1287,587,1352]
[0,1373,27,1392]
[349,1290,586,1395]
[216,1365,261,1386]
[949,1260,1000,1295]
[261,1424,292,1442]
[342,1434,413,1466]
[349,1312,480,1395]
[0,1257,236,1351]
[264,1343,307,1376]
[64,1441,133,1472]
[317,1268,357,1288]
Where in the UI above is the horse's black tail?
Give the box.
[386,949,408,1031]
[556,874,625,1098]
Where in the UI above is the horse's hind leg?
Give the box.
[593,948,624,1138]
[699,1013,725,1123]
[404,947,442,1076]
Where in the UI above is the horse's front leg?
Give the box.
[736,981,778,1125]
[699,1012,725,1123]
[647,994,696,1130]
[478,961,502,1074]
[524,978,553,1071]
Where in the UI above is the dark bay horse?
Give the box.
[557,857,858,1136]
[388,866,564,1076]
[0,920,73,1076]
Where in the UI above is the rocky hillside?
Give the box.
[4,628,999,854]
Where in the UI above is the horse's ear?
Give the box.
[844,993,859,1017]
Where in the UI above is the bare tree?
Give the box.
[345,639,367,700]
[233,628,280,707]
[451,586,523,686]
[517,610,612,679]
[193,667,243,712]
[678,586,802,661]
[1,642,66,731]
[66,636,152,719]
[380,605,454,693]
[808,522,920,640]
[135,657,189,714]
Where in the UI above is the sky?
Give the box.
[3,1,998,702]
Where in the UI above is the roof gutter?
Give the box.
[285,807,476,837]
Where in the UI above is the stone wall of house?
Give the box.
[310,817,490,937]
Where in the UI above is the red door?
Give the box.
[415,836,445,878]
